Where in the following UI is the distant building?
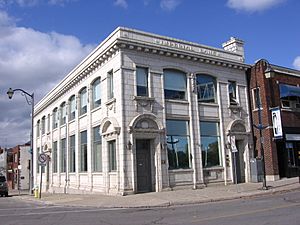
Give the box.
[0,147,7,176]
[34,27,252,195]
[248,60,300,181]
[7,144,30,190]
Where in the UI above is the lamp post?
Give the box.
[253,59,273,190]
[7,88,34,195]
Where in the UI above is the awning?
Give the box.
[279,84,300,98]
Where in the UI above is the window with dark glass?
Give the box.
[41,116,46,135]
[37,147,40,173]
[136,67,148,96]
[52,141,57,173]
[252,88,261,110]
[108,140,116,171]
[60,102,67,125]
[69,135,76,173]
[93,126,102,172]
[52,108,58,129]
[80,131,87,172]
[36,120,40,137]
[166,120,190,169]
[286,142,297,167]
[47,114,50,132]
[164,69,186,100]
[197,74,217,103]
[92,78,101,109]
[200,121,221,167]
[279,84,300,109]
[228,81,238,105]
[69,95,76,121]
[80,88,87,116]
[107,70,114,99]
[60,138,66,173]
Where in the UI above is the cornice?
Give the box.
[34,27,250,116]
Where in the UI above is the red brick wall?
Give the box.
[249,61,300,177]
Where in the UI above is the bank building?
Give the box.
[34,27,252,195]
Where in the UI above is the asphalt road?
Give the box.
[0,190,299,225]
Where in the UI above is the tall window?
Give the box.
[60,102,67,125]
[52,108,58,129]
[79,88,87,116]
[80,131,87,172]
[93,126,102,172]
[200,121,221,168]
[164,69,186,100]
[252,88,261,110]
[92,78,101,109]
[286,142,297,167]
[52,141,58,173]
[69,135,76,173]
[36,147,40,173]
[107,70,114,99]
[197,74,217,103]
[108,140,116,171]
[166,120,190,169]
[60,138,66,173]
[69,95,76,121]
[47,114,50,132]
[136,67,148,96]
[228,81,238,105]
[41,116,46,135]
[36,120,40,137]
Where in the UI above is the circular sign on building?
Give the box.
[38,153,48,164]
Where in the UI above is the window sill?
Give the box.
[198,102,218,106]
[165,99,189,104]
[91,106,101,113]
[168,168,193,173]
[79,114,87,120]
[203,166,223,171]
[105,98,116,106]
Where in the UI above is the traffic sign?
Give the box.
[38,153,48,164]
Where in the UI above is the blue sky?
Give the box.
[0,0,299,147]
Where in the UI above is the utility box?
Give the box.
[250,158,263,182]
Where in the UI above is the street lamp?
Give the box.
[7,88,34,194]
[253,59,273,190]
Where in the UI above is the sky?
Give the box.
[0,0,299,148]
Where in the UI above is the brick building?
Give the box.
[248,59,300,181]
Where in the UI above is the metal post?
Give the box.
[253,60,270,190]
[7,88,35,195]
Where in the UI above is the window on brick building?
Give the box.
[252,88,262,110]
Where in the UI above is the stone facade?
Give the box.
[33,27,252,195]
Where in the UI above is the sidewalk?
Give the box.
[13,177,300,208]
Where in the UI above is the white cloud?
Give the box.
[114,0,128,9]
[0,0,75,7]
[227,0,285,12]
[0,10,94,147]
[293,56,300,70]
[160,0,181,11]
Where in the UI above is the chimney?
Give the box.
[222,37,245,61]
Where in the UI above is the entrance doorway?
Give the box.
[136,139,152,193]
[235,140,246,183]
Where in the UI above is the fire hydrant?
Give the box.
[33,186,39,198]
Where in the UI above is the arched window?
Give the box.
[52,107,58,129]
[79,87,87,116]
[69,95,76,121]
[60,102,67,125]
[92,78,101,109]
[196,74,217,103]
[36,120,40,137]
[41,116,46,135]
[164,69,187,100]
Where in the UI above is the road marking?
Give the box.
[192,202,300,223]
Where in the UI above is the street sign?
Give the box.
[38,153,48,164]
[231,136,238,153]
